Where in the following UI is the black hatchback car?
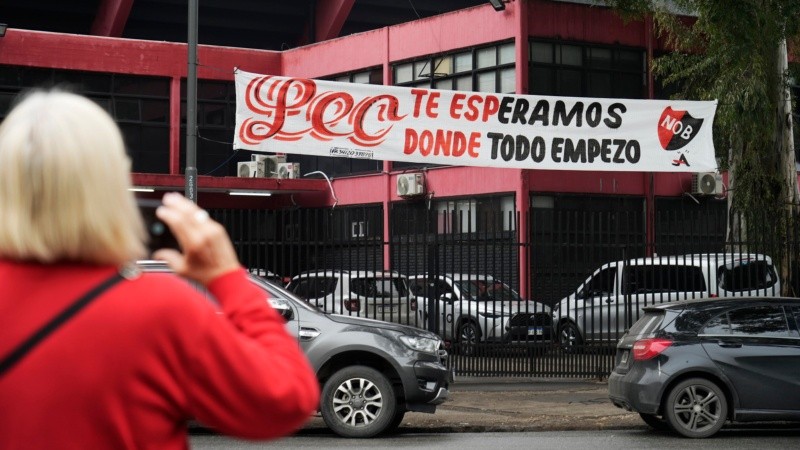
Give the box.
[608,297,800,438]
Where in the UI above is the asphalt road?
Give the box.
[190,427,800,449]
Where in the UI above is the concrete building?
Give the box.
[1,0,794,301]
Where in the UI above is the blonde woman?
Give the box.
[0,91,319,449]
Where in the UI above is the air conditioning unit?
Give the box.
[237,161,261,178]
[251,154,286,178]
[276,162,300,179]
[396,173,425,197]
[692,172,723,195]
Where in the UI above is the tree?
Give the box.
[607,0,800,294]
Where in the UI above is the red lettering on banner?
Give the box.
[240,76,406,147]
[410,89,439,119]
[483,95,499,122]
[465,96,481,121]
[403,128,481,158]
[426,92,440,118]
[450,93,466,119]
[450,94,499,123]
[411,89,426,118]
[351,95,404,146]
[240,76,316,144]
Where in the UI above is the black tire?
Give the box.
[639,413,670,431]
[382,410,406,435]
[457,321,481,356]
[320,366,397,438]
[558,321,583,353]
[664,378,727,438]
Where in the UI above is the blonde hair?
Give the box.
[0,90,147,265]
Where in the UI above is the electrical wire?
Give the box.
[201,148,240,176]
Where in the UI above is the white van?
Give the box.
[552,253,781,351]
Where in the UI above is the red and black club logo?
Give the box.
[658,106,704,151]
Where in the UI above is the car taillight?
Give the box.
[344,299,360,312]
[632,338,673,360]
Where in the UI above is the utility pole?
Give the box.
[185,0,198,202]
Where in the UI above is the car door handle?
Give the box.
[717,341,742,348]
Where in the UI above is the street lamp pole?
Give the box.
[185,0,199,202]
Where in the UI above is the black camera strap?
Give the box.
[0,272,125,378]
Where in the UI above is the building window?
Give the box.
[329,205,382,240]
[392,42,515,171]
[435,195,515,234]
[332,68,383,85]
[529,41,646,99]
[393,41,515,94]
[0,66,170,174]
[180,80,246,176]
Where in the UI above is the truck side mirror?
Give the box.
[439,292,456,303]
[269,299,294,322]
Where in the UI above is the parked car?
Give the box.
[408,274,552,354]
[553,253,781,351]
[247,267,283,284]
[608,296,800,438]
[286,270,416,326]
[138,261,450,438]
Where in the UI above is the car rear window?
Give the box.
[351,277,409,297]
[622,265,706,294]
[717,260,777,292]
[626,311,665,338]
[287,276,338,299]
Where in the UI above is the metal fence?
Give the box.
[211,205,800,379]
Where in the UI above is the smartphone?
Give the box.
[137,199,181,253]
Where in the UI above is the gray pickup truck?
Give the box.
[139,261,451,438]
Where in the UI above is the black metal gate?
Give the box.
[211,201,799,379]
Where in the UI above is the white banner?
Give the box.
[234,70,718,172]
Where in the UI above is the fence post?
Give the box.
[426,240,440,334]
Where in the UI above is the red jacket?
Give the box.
[0,260,320,449]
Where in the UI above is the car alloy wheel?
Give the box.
[664,378,727,438]
[320,365,397,438]
[558,321,582,353]
[457,321,481,356]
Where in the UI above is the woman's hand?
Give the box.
[152,192,242,286]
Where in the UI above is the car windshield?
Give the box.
[256,278,322,313]
[457,279,521,302]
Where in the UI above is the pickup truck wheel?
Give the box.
[320,366,397,438]
[382,410,406,435]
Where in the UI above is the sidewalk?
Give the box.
[303,378,645,433]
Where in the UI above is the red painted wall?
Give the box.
[0,29,281,79]
[528,0,646,47]
[0,3,736,210]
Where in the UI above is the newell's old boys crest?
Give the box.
[658,107,704,151]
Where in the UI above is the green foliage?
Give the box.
[605,0,800,232]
